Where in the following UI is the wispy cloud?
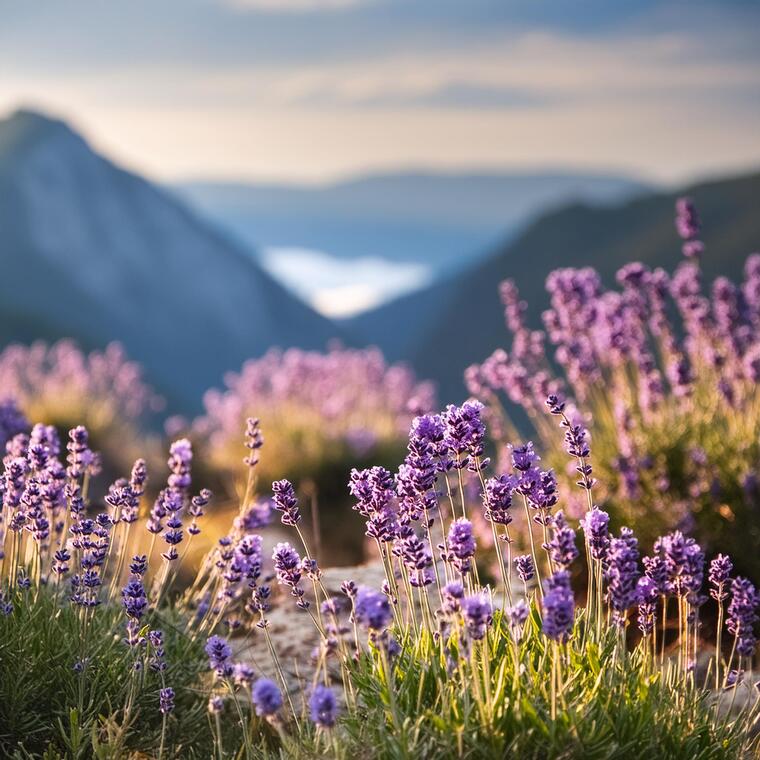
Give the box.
[0,1,758,182]
[221,0,367,12]
[175,30,759,110]
[285,81,553,110]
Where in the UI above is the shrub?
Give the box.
[0,339,162,477]
[186,346,436,564]
[466,198,760,578]
[192,346,435,489]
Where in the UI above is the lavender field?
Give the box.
[1,197,760,758]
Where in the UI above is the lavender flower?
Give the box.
[148,630,167,672]
[518,466,559,515]
[514,554,534,583]
[363,507,399,549]
[675,197,704,259]
[208,695,225,714]
[167,438,192,491]
[53,548,70,576]
[395,532,433,587]
[159,687,175,715]
[355,586,392,630]
[542,571,575,641]
[205,635,233,675]
[251,678,282,716]
[272,542,307,607]
[655,531,704,599]
[340,580,358,599]
[443,400,488,471]
[461,592,493,641]
[411,413,450,470]
[563,422,590,460]
[349,466,395,517]
[0,592,13,616]
[709,554,733,602]
[130,554,148,577]
[642,554,669,596]
[310,684,339,728]
[66,426,91,480]
[243,417,263,468]
[188,488,213,535]
[271,479,301,527]
[546,512,578,570]
[396,415,440,519]
[481,474,515,525]
[580,508,610,562]
[727,577,760,657]
[121,579,148,620]
[446,518,476,574]
[511,442,539,472]
[559,418,594,491]
[637,575,659,636]
[545,394,565,416]
[606,528,640,625]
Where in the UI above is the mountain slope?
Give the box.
[0,110,340,412]
[175,171,651,272]
[346,170,760,401]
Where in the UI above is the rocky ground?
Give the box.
[236,561,387,691]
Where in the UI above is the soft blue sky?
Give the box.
[1,0,758,182]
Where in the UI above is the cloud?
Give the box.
[290,81,554,110]
[1,2,758,183]
[218,29,759,112]
[221,0,367,12]
[259,246,431,317]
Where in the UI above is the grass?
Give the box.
[342,609,756,760]
[0,586,222,758]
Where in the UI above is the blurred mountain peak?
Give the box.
[0,108,86,159]
[0,107,340,413]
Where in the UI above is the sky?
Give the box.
[1,0,759,184]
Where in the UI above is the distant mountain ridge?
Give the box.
[344,169,760,401]
[174,170,651,273]
[0,109,340,412]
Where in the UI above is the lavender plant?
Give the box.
[467,198,760,578]
[1,400,758,758]
[0,339,162,475]
[190,345,435,490]
[254,401,760,757]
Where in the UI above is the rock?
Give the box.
[235,561,386,692]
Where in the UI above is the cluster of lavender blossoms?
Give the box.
[241,381,759,741]
[0,412,233,743]
[191,346,436,485]
[0,341,161,470]
[466,198,760,576]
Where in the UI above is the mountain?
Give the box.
[345,170,760,401]
[174,171,651,272]
[0,109,339,412]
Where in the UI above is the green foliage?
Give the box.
[0,587,226,758]
[341,610,758,760]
